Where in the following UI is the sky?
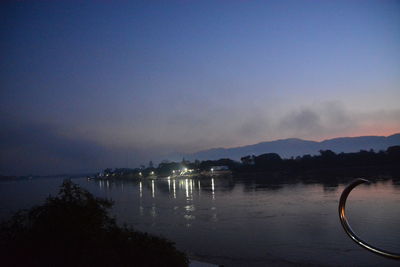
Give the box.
[1,0,399,175]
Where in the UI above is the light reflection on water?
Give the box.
[93,177,400,266]
[0,177,399,266]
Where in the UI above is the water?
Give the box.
[1,176,399,266]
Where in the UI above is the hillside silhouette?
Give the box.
[182,134,400,161]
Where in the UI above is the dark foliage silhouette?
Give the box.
[234,146,400,180]
[0,180,188,267]
[94,146,400,182]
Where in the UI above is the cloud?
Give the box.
[231,101,399,143]
[0,114,149,176]
[1,102,399,176]
[0,118,100,175]
[278,108,322,136]
[0,114,187,176]
[275,102,400,141]
[276,101,358,140]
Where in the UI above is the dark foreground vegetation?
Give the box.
[0,180,188,267]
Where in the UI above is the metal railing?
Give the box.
[338,178,400,259]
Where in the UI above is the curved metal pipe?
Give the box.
[338,178,400,259]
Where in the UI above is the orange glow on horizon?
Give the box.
[315,124,400,142]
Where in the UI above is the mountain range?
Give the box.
[182,133,400,161]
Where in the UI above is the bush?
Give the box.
[0,180,188,267]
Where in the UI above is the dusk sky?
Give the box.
[1,0,399,175]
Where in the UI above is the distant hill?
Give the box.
[183,133,400,161]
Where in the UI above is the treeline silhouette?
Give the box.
[235,146,400,173]
[0,180,188,267]
[99,158,238,178]
[98,146,400,181]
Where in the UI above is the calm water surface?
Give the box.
[1,176,399,266]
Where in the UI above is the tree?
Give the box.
[241,155,255,165]
[194,159,200,167]
[0,180,188,267]
[181,157,189,165]
[387,146,400,163]
[387,146,400,157]
[254,153,282,170]
[104,168,113,174]
[319,150,336,159]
